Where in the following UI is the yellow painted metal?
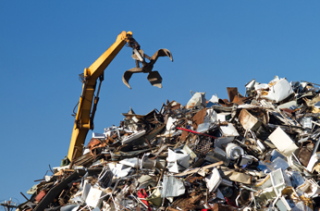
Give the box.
[67,31,132,161]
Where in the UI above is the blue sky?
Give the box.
[1,1,320,204]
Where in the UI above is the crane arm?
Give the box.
[67,31,134,161]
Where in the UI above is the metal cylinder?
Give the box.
[225,143,244,160]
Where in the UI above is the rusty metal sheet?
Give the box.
[239,109,262,131]
[192,108,207,130]
[218,98,233,107]
[226,87,249,105]
[232,95,246,105]
[219,166,252,185]
[227,87,238,103]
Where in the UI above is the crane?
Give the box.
[67,31,173,161]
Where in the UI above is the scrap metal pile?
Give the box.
[18,76,320,211]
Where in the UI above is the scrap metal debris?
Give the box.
[17,76,320,210]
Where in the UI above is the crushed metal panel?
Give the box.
[277,100,298,110]
[268,127,298,157]
[273,196,292,211]
[258,77,294,103]
[174,161,223,176]
[219,166,252,184]
[167,149,190,173]
[270,169,287,196]
[296,179,320,198]
[217,112,231,122]
[239,109,262,131]
[225,143,244,160]
[205,168,222,193]
[98,169,113,188]
[122,130,146,145]
[186,92,206,109]
[161,175,185,198]
[306,152,320,172]
[86,187,106,208]
[214,136,234,148]
[219,123,239,136]
[227,87,238,103]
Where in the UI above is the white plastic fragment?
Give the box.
[270,169,291,196]
[132,116,139,123]
[161,175,185,198]
[183,145,197,160]
[119,158,141,168]
[197,123,211,133]
[86,187,105,208]
[204,108,217,123]
[217,112,231,122]
[273,196,292,211]
[104,126,123,138]
[245,79,256,92]
[44,175,51,182]
[186,91,206,109]
[208,94,219,103]
[306,152,320,172]
[277,100,298,110]
[220,123,239,136]
[205,168,222,193]
[108,163,131,178]
[167,162,180,174]
[166,149,190,173]
[256,76,294,103]
[296,179,320,198]
[92,132,106,139]
[163,117,178,136]
[122,130,146,144]
[141,154,156,169]
[82,181,91,201]
[301,117,312,129]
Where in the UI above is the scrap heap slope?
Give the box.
[18,76,320,211]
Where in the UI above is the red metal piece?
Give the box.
[35,190,46,202]
[224,197,238,208]
[137,189,151,211]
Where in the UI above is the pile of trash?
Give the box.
[18,76,320,211]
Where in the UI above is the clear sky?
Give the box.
[1,1,320,205]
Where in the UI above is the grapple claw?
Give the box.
[123,48,172,89]
[122,67,143,89]
[151,49,173,62]
[147,71,163,89]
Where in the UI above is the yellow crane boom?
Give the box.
[67,31,134,161]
